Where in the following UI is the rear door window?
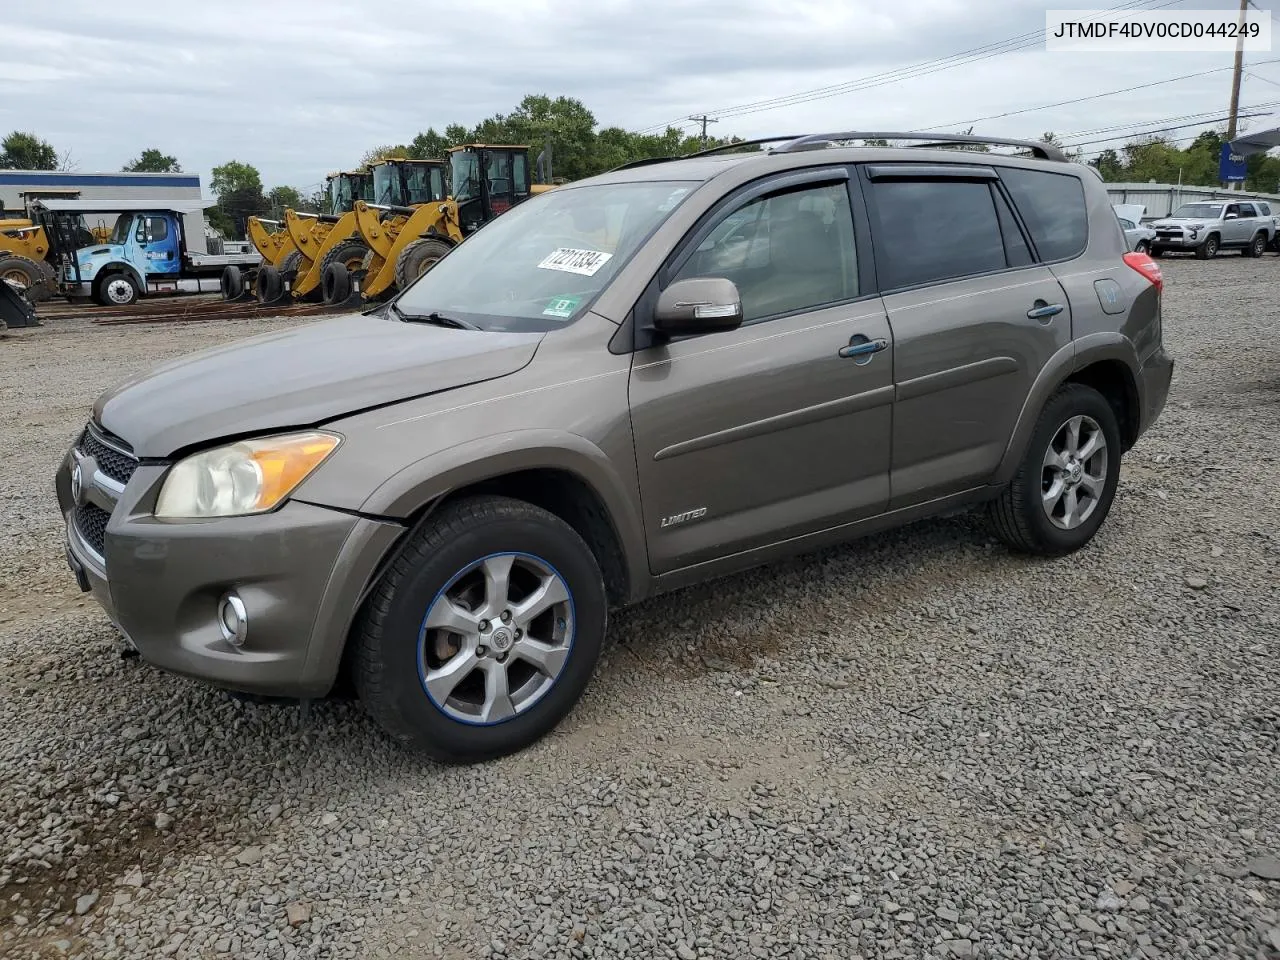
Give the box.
[1237,203,1258,217]
[997,167,1088,261]
[867,179,1010,289]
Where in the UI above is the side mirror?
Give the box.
[653,277,743,336]
[1225,212,1239,220]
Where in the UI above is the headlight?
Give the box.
[155,431,340,519]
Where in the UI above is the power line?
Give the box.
[637,0,1178,131]
[919,58,1280,132]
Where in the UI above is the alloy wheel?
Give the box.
[1041,414,1108,530]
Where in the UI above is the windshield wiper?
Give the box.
[389,302,478,330]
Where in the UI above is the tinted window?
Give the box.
[998,168,1088,261]
[673,182,857,323]
[1237,203,1257,217]
[994,189,1033,268]
[1258,202,1272,215]
[870,179,1007,289]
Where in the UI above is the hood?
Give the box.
[78,245,121,261]
[94,311,543,457]
[1113,203,1146,225]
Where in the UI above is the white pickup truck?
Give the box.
[1148,199,1279,259]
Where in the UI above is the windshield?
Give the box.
[329,177,352,215]
[1170,203,1222,219]
[451,151,480,203]
[109,214,133,245]
[395,179,697,332]
[373,164,401,206]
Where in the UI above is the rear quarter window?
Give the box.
[998,167,1088,261]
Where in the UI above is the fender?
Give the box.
[361,429,650,604]
[95,261,145,294]
[992,332,1142,486]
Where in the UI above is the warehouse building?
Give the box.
[0,170,212,253]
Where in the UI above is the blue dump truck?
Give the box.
[33,199,260,306]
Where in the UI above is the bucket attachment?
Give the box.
[0,279,40,329]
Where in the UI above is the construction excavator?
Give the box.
[322,144,556,305]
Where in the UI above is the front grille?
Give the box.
[74,503,110,557]
[80,426,137,485]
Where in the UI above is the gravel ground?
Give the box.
[0,262,1277,960]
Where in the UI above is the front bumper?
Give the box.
[1151,232,1199,249]
[55,446,402,698]
[59,281,93,298]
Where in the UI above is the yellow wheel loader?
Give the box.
[325,144,556,305]
[0,209,98,302]
[233,170,374,304]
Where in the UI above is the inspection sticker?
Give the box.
[537,247,613,276]
[542,295,582,318]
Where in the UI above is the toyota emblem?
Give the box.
[70,461,83,504]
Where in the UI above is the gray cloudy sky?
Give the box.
[4,0,1277,194]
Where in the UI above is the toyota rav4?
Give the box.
[56,132,1173,763]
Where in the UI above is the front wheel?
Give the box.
[96,273,138,306]
[354,495,608,764]
[1134,240,1150,255]
[1194,234,1219,259]
[988,383,1122,555]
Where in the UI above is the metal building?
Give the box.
[1105,182,1280,220]
[0,170,211,253]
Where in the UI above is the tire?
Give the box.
[96,272,138,306]
[0,255,49,301]
[255,263,283,304]
[1246,232,1267,258]
[317,239,368,305]
[220,265,244,300]
[322,262,351,304]
[354,495,608,764]
[394,238,452,291]
[1134,240,1150,255]
[279,250,304,278]
[987,383,1123,556]
[1194,234,1219,259]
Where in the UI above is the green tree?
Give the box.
[0,131,58,170]
[361,144,412,166]
[266,185,304,212]
[209,160,267,239]
[122,149,181,173]
[408,128,455,161]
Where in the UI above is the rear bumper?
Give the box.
[1137,345,1174,440]
[55,449,403,698]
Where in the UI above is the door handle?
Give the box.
[1027,301,1064,321]
[838,335,888,360]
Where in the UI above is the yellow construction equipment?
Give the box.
[325,144,556,305]
[243,169,374,304]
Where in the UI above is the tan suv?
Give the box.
[56,132,1173,763]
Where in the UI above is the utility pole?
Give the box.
[690,115,719,148]
[1226,0,1248,141]
[1223,0,1249,189]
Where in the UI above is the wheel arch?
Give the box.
[92,262,145,296]
[993,334,1143,485]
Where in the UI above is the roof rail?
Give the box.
[685,136,807,158]
[609,155,680,172]
[771,132,1068,162]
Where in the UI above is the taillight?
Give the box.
[1123,251,1163,294]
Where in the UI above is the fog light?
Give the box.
[218,592,248,647]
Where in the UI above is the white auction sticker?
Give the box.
[536,248,613,276]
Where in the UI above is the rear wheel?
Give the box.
[96,273,138,306]
[318,240,369,305]
[988,383,1122,556]
[1194,234,1219,259]
[279,250,305,277]
[355,495,608,764]
[1246,232,1267,257]
[394,238,452,291]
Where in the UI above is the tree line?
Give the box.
[5,101,1280,239]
